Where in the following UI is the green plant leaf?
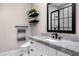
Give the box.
[27,9,39,17]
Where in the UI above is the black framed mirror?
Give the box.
[47,3,76,34]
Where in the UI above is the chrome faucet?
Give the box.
[51,33,61,39]
[51,33,58,39]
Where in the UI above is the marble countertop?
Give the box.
[29,36,79,55]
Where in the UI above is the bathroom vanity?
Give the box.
[28,36,79,56]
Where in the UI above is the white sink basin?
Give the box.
[45,39,59,42]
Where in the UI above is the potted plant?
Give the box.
[27,9,39,23]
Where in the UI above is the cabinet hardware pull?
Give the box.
[31,49,33,51]
[28,51,30,54]
[31,41,33,44]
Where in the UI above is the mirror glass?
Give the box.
[47,3,76,33]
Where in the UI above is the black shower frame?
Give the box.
[47,3,76,34]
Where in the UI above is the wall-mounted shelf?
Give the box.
[29,20,39,23]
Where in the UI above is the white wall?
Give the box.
[0,3,31,52]
[30,3,47,36]
[31,3,79,38]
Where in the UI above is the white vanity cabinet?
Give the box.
[29,40,56,56]
[28,38,70,56]
[37,42,56,56]
[57,50,69,56]
[29,40,47,56]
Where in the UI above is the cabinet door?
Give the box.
[29,40,40,56]
[57,50,70,56]
[37,43,56,56]
[29,47,40,56]
[31,40,56,56]
[29,48,47,56]
[29,40,56,56]
[29,40,48,56]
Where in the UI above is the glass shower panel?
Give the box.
[52,20,54,28]
[52,13,54,19]
[47,3,75,33]
[69,18,72,28]
[64,18,68,27]
[51,11,58,30]
[60,19,63,27]
[54,19,58,30]
[54,11,58,30]
[48,12,52,30]
[48,19,51,30]
[64,8,68,18]
[64,28,68,30]
[52,13,54,28]
[54,12,58,19]
[60,9,63,19]
[69,6,72,17]
[60,28,63,30]
[69,28,72,31]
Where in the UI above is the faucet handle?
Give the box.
[58,37,61,40]
[52,36,54,38]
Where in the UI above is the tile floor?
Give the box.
[0,48,28,56]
